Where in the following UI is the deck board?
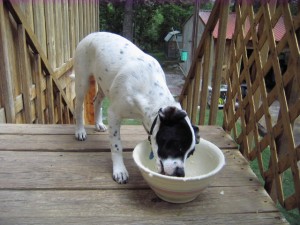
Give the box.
[0,124,287,224]
[0,150,261,189]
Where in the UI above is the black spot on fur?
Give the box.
[137,57,144,61]
[120,50,124,54]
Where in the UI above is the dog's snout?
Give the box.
[174,167,185,177]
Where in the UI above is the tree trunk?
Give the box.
[122,0,134,41]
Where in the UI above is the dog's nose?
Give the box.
[174,167,185,177]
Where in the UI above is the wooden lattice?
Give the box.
[223,1,300,212]
[0,0,99,124]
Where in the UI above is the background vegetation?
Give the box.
[99,1,197,52]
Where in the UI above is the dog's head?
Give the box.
[150,106,200,177]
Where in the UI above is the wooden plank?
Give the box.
[14,94,24,114]
[0,150,260,190]
[0,133,146,152]
[0,1,15,123]
[62,0,70,62]
[199,36,212,125]
[0,187,284,223]
[0,213,287,225]
[0,125,237,149]
[17,24,32,123]
[0,124,147,135]
[208,1,229,125]
[191,60,201,124]
[33,55,44,123]
[73,0,79,46]
[0,124,287,224]
[33,0,47,54]
[68,0,76,57]
[54,0,63,67]
[0,108,6,123]
[44,0,56,68]
[56,92,63,124]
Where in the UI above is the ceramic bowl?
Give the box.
[132,138,225,203]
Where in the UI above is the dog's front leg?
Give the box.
[108,108,129,184]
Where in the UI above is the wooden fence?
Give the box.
[0,0,99,124]
[180,0,300,213]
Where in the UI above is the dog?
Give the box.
[74,32,200,184]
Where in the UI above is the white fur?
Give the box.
[74,32,186,183]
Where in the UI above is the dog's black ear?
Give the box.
[158,106,187,123]
[192,125,200,144]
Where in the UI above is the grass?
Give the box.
[232,117,300,224]
[249,149,300,225]
[100,98,299,224]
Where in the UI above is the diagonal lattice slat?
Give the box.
[224,2,300,210]
[224,1,300,212]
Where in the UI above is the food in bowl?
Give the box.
[133,138,225,203]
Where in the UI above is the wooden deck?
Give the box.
[0,124,287,224]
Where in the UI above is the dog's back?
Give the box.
[74,32,173,109]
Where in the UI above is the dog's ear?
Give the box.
[158,106,187,123]
[192,125,200,144]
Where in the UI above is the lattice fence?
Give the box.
[223,1,300,212]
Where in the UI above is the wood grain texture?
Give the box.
[0,124,287,224]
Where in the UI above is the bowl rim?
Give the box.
[132,138,225,181]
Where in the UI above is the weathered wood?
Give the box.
[0,150,259,190]
[33,55,44,123]
[0,213,287,225]
[0,124,287,224]
[17,24,32,123]
[0,1,15,123]
[0,187,285,223]
[208,0,229,125]
[191,60,201,124]
[1,0,99,125]
[181,0,300,213]
[0,125,237,150]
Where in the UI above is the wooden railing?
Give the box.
[0,0,99,124]
[180,0,300,213]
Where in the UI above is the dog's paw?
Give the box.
[95,123,107,132]
[113,169,129,184]
[75,128,87,141]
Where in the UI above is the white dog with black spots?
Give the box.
[74,32,199,184]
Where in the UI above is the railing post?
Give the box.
[0,1,15,123]
[208,0,230,125]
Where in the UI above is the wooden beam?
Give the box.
[17,24,32,123]
[0,1,15,123]
[33,55,44,123]
[209,0,230,125]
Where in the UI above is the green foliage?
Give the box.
[99,2,193,52]
[99,2,124,33]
